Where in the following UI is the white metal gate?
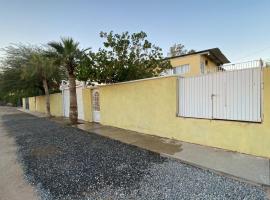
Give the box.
[178,68,262,122]
[76,87,84,120]
[63,86,84,120]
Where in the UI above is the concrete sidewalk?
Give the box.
[74,122,270,186]
[18,108,270,186]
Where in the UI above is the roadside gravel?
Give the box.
[1,107,267,200]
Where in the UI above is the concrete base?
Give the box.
[75,122,270,186]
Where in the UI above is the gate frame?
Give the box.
[177,67,264,123]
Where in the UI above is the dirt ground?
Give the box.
[0,108,38,200]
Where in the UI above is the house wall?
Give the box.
[170,54,201,76]
[36,95,46,113]
[170,54,219,76]
[200,55,218,72]
[29,97,36,111]
[50,93,63,116]
[100,68,270,158]
[82,88,93,122]
[26,93,62,116]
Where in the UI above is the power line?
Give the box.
[231,45,270,62]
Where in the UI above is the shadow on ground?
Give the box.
[2,111,166,199]
[1,108,268,200]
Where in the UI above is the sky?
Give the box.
[0,0,269,63]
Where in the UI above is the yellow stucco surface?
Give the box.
[170,54,201,76]
[27,93,63,116]
[170,54,219,76]
[35,95,46,113]
[49,93,63,116]
[200,55,219,72]
[29,97,36,111]
[82,88,93,122]
[100,68,270,158]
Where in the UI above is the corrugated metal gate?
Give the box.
[178,67,262,122]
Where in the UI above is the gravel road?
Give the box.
[0,107,267,200]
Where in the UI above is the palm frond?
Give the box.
[48,41,64,54]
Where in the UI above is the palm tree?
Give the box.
[48,37,83,124]
[22,52,61,117]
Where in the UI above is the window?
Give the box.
[163,69,173,76]
[93,91,100,111]
[200,62,205,74]
[173,64,190,75]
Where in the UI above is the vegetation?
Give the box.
[76,31,171,84]
[48,37,89,124]
[0,31,171,122]
[168,43,196,57]
[22,51,64,116]
[0,45,63,106]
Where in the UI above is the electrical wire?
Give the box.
[231,45,270,62]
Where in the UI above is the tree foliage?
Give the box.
[0,44,64,105]
[48,37,89,123]
[76,31,171,84]
[168,43,196,57]
[0,33,191,106]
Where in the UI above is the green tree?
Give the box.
[48,37,88,124]
[22,52,63,116]
[168,43,196,57]
[0,45,44,105]
[78,31,171,84]
[75,52,97,83]
[0,44,63,106]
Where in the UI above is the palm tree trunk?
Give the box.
[68,73,78,124]
[42,78,51,117]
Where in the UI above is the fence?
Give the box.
[178,67,262,122]
[61,82,85,120]
[22,67,270,158]
[23,93,63,116]
[221,60,264,71]
[99,68,270,158]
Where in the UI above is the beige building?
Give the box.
[165,48,230,76]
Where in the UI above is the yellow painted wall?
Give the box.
[200,55,218,73]
[29,97,36,111]
[100,68,270,158]
[35,95,46,113]
[82,88,93,122]
[27,93,63,116]
[170,54,201,76]
[49,93,63,116]
[170,54,219,76]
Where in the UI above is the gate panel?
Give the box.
[179,74,212,119]
[76,87,84,120]
[63,87,84,120]
[178,68,262,122]
[63,89,70,117]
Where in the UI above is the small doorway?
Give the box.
[92,89,100,122]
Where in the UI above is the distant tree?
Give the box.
[79,31,171,84]
[168,43,196,57]
[0,44,64,106]
[48,37,89,124]
[22,52,64,116]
